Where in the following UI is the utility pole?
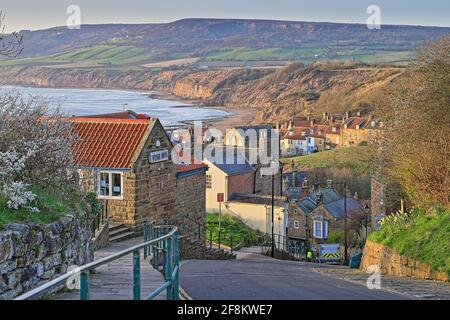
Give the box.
[344,181,348,263]
[271,173,275,258]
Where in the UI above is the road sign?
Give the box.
[217,193,224,203]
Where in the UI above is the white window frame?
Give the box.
[97,171,124,200]
[293,220,300,229]
[313,219,328,239]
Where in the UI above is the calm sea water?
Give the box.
[1,86,229,127]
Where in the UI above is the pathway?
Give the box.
[54,238,165,300]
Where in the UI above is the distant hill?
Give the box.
[2,18,450,66]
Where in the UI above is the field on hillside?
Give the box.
[281,145,377,174]
[0,45,156,66]
[206,47,416,65]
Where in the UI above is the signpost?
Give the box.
[217,193,224,249]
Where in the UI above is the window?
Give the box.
[313,219,328,239]
[98,172,123,198]
[206,175,212,189]
[293,220,300,229]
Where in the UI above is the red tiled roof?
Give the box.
[69,117,153,169]
[85,110,152,120]
[282,129,307,140]
[343,117,367,129]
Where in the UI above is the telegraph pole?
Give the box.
[344,181,348,263]
[271,173,275,258]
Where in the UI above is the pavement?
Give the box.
[54,238,166,300]
[179,248,411,300]
[317,267,450,300]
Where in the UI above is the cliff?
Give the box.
[0,62,404,122]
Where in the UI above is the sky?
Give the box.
[2,0,450,32]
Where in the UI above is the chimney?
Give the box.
[345,111,351,120]
[354,192,358,200]
[330,115,335,123]
[310,119,315,127]
[288,120,293,130]
[316,192,324,206]
[300,179,310,199]
[357,111,361,117]
[275,121,280,130]
[323,112,328,120]
[326,179,333,188]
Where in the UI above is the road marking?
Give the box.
[179,260,194,300]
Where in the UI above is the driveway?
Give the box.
[180,250,409,300]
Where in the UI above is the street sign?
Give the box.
[217,193,224,203]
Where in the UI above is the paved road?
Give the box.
[180,250,409,300]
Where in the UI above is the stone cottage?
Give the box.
[287,183,365,247]
[69,111,207,237]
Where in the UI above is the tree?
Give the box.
[0,93,77,212]
[382,36,450,209]
[0,11,23,57]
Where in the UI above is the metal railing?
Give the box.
[260,233,307,261]
[91,200,108,235]
[206,227,242,254]
[15,224,179,301]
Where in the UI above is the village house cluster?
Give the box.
[278,111,383,156]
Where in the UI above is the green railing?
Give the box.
[14,224,179,301]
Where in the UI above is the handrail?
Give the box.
[15,225,179,301]
[260,233,307,260]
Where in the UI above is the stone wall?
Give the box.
[0,214,93,300]
[176,171,207,242]
[360,241,449,282]
[134,122,178,230]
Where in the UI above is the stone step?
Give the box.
[109,222,127,232]
[109,231,136,243]
[109,226,132,238]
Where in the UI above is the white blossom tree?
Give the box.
[0,93,77,213]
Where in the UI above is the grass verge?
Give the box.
[369,208,450,275]
[206,213,264,248]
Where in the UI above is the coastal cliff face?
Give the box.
[0,62,404,122]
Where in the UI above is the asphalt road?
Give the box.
[180,252,409,300]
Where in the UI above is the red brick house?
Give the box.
[69,111,207,239]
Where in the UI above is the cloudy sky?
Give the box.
[2,0,449,31]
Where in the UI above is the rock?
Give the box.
[0,237,14,263]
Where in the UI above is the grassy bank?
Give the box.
[0,188,81,230]
[281,145,376,174]
[369,208,450,275]
[206,213,264,248]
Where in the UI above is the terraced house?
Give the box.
[69,110,208,240]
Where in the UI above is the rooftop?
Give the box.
[69,116,154,169]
